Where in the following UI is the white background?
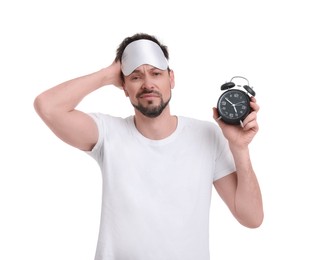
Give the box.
[1,0,308,259]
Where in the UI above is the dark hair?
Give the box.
[114,33,169,62]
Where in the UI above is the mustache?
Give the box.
[136,89,162,98]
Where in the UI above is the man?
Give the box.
[34,32,263,260]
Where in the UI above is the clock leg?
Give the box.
[216,116,222,121]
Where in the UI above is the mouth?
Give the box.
[139,93,159,99]
[138,91,161,99]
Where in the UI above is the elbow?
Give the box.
[240,211,264,229]
[33,94,45,117]
[253,211,264,228]
[33,94,42,113]
[33,93,53,121]
[246,218,263,229]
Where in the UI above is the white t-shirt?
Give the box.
[87,114,235,260]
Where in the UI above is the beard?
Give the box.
[132,89,171,118]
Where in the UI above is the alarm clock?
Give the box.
[217,76,256,126]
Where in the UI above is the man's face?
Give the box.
[123,64,175,118]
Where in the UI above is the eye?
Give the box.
[129,74,141,81]
[152,71,162,76]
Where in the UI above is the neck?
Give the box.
[133,106,177,140]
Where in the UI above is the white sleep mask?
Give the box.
[121,39,168,76]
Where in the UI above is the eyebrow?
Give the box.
[132,67,161,74]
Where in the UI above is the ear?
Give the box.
[169,70,175,89]
[122,84,129,97]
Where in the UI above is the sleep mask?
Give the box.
[121,39,168,76]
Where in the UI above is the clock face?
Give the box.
[217,89,251,124]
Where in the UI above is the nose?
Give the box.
[141,75,154,90]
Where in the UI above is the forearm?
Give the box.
[34,68,113,114]
[231,146,264,228]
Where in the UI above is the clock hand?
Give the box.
[225,98,237,113]
[225,98,234,105]
[235,101,245,106]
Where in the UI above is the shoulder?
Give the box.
[179,116,219,133]
[89,113,132,127]
[85,114,133,156]
[87,113,134,140]
[178,116,225,144]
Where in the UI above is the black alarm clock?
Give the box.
[217,76,256,126]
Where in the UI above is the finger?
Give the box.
[243,111,257,125]
[250,96,257,103]
[243,119,259,132]
[243,113,259,132]
[250,101,260,113]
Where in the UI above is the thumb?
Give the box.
[212,107,224,126]
[212,107,219,120]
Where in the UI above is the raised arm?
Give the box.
[33,61,123,151]
[213,98,264,228]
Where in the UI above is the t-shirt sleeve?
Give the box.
[213,127,236,182]
[85,113,105,162]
